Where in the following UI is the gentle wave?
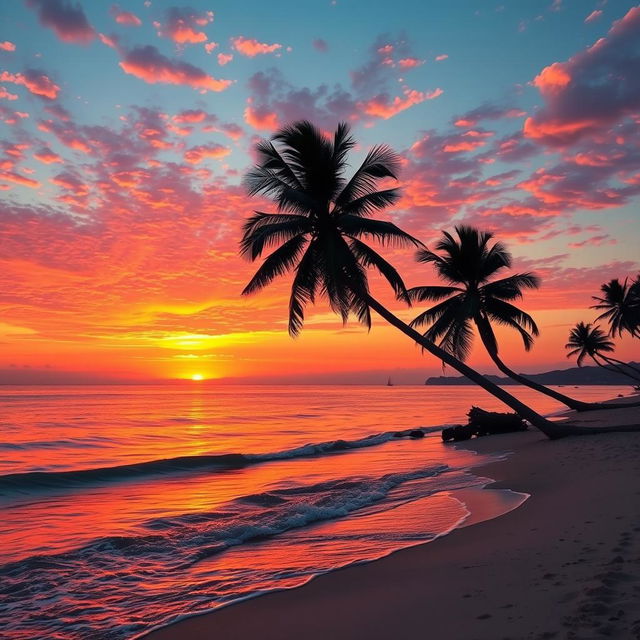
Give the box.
[0,425,443,495]
[1,464,451,639]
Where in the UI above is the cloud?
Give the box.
[0,87,19,100]
[435,54,448,61]
[0,170,40,188]
[231,36,282,57]
[524,7,640,146]
[0,41,16,52]
[34,147,63,164]
[110,5,142,27]
[184,143,231,164]
[359,88,442,119]
[118,45,232,92]
[0,70,60,99]
[244,104,279,131]
[155,7,214,44]
[204,42,218,54]
[568,234,615,248]
[397,57,423,69]
[584,10,603,24]
[313,38,328,52]
[26,0,95,44]
[453,103,526,128]
[217,53,233,66]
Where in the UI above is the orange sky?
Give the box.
[1,2,639,383]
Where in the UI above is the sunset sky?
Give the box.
[0,0,638,384]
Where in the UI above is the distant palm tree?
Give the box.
[240,121,639,438]
[566,322,640,383]
[406,226,632,411]
[592,278,640,338]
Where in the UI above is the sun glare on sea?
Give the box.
[191,374,204,381]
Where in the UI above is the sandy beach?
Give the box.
[145,397,640,640]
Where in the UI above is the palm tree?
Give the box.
[566,322,640,383]
[406,226,637,411]
[239,121,639,439]
[592,278,640,338]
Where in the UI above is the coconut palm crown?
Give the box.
[407,225,540,361]
[565,322,616,366]
[240,121,421,335]
[591,278,640,338]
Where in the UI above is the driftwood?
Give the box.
[442,406,528,442]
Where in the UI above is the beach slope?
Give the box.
[145,400,640,640]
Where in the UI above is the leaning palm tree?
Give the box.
[566,322,640,383]
[406,226,639,411]
[592,278,640,338]
[239,121,639,439]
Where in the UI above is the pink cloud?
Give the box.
[204,42,219,54]
[532,62,571,94]
[110,5,142,27]
[0,171,40,188]
[453,104,526,128]
[26,0,95,44]
[184,143,231,164]
[435,54,448,61]
[0,42,16,52]
[119,45,232,92]
[397,57,423,69]
[0,70,60,100]
[313,38,328,52]
[568,234,615,248]
[524,6,640,146]
[359,88,442,119]
[217,53,233,66]
[34,147,63,164]
[584,10,603,24]
[156,7,214,44]
[0,87,19,100]
[173,109,207,123]
[232,36,282,57]
[220,122,244,140]
[244,105,279,131]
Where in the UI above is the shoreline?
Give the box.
[144,396,640,640]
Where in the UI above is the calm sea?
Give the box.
[0,383,630,639]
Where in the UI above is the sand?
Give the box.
[144,398,640,640]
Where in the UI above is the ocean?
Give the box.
[0,383,630,639]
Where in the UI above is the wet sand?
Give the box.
[145,397,640,640]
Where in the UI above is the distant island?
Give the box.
[425,362,640,386]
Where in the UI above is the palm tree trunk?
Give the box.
[592,355,640,383]
[473,315,627,412]
[365,295,640,439]
[599,355,640,381]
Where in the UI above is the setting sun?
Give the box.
[191,374,204,381]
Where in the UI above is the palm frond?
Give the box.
[335,144,400,207]
[242,235,307,295]
[243,167,318,214]
[254,139,304,190]
[340,188,401,217]
[348,238,409,302]
[484,298,539,337]
[406,285,462,303]
[287,243,320,336]
[340,216,422,247]
[481,273,540,300]
[240,212,311,260]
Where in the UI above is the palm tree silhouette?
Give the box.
[566,322,640,383]
[406,226,633,412]
[592,278,640,338]
[240,121,639,438]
